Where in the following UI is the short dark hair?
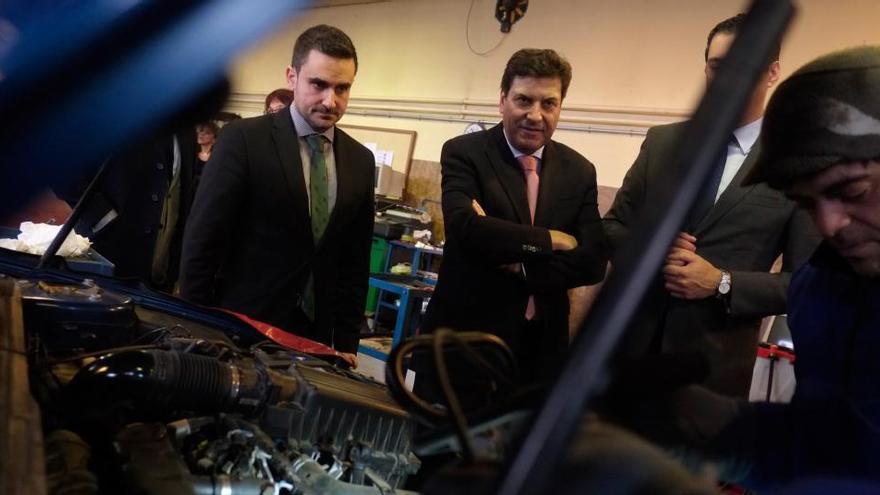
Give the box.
[501,49,573,100]
[196,120,219,136]
[291,24,358,73]
[264,88,294,112]
[705,13,781,63]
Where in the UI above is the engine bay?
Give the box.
[1,275,420,494]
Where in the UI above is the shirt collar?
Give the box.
[290,105,335,143]
[732,117,762,154]
[502,127,544,160]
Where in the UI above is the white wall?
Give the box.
[226,0,880,186]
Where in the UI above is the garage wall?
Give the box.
[226,0,880,187]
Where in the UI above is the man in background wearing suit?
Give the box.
[423,48,608,384]
[603,14,821,397]
[180,25,374,368]
[55,127,199,293]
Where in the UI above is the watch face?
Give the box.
[718,272,731,294]
[464,122,485,134]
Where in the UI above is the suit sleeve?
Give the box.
[522,161,608,291]
[603,133,651,255]
[178,123,247,305]
[331,152,374,353]
[728,208,821,319]
[441,139,553,265]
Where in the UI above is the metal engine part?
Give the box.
[67,345,422,493]
[66,347,421,490]
[263,360,421,488]
[116,417,419,495]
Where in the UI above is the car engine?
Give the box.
[0,276,420,494]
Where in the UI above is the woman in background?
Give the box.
[264,88,294,114]
[196,121,219,165]
[194,121,219,190]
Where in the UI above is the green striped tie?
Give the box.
[306,134,331,242]
[302,134,330,321]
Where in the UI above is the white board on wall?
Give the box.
[339,124,416,199]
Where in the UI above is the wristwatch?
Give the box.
[717,270,732,297]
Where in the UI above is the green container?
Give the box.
[365,237,388,313]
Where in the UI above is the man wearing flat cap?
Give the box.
[619,46,880,492]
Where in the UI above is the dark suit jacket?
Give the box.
[57,130,198,290]
[603,121,821,396]
[179,109,375,353]
[423,124,608,368]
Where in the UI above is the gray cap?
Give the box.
[745,45,880,189]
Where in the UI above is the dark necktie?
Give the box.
[301,133,331,322]
[306,133,330,243]
[686,136,735,230]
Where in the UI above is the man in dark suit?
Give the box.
[56,128,199,292]
[180,25,374,368]
[423,49,608,382]
[603,14,821,397]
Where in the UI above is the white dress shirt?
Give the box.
[716,117,762,201]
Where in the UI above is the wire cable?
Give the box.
[433,328,477,462]
[388,338,449,423]
[449,331,515,388]
[385,329,517,447]
[466,0,507,56]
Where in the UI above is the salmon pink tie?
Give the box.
[518,154,539,320]
[519,155,539,223]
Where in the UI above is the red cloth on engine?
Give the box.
[219,308,343,359]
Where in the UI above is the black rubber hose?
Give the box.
[68,350,263,414]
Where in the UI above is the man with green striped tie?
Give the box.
[181,25,375,368]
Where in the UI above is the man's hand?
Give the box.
[500,263,521,274]
[673,232,697,252]
[474,198,577,251]
[338,352,358,369]
[550,230,578,251]
[473,198,560,272]
[663,249,722,300]
[471,199,486,216]
[666,232,697,266]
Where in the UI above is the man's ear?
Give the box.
[285,66,297,90]
[499,91,506,114]
[767,60,781,87]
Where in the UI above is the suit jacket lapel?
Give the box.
[271,111,314,247]
[486,124,530,224]
[695,142,761,234]
[534,141,561,227]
